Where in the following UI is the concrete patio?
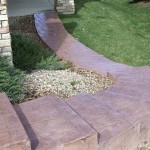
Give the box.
[7,0,55,17]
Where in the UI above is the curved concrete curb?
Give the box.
[34,11,137,78]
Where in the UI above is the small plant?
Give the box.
[11,33,69,72]
[36,55,70,70]
[70,80,80,86]
[0,55,26,104]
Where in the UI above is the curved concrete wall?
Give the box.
[0,0,75,63]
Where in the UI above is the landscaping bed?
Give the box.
[24,67,112,100]
[3,15,113,103]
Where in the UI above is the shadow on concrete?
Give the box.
[14,105,39,150]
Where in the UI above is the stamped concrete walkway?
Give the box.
[33,11,150,149]
[1,11,150,150]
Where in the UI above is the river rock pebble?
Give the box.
[138,140,150,150]
[24,67,114,99]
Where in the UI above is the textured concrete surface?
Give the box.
[0,93,30,150]
[34,12,133,76]
[7,0,54,17]
[65,93,140,150]
[95,90,150,139]
[1,10,150,150]
[14,95,98,150]
[33,11,150,149]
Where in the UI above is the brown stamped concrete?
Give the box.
[94,91,150,139]
[33,11,150,149]
[34,11,134,76]
[65,93,140,150]
[14,95,98,150]
[0,93,30,150]
[1,11,150,150]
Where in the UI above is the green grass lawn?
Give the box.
[60,0,150,66]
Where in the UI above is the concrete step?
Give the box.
[117,68,150,82]
[107,81,150,99]
[0,93,31,150]
[94,91,150,140]
[118,81,150,94]
[14,95,97,150]
[65,93,140,150]
[117,67,150,83]
[95,91,143,111]
[118,77,150,86]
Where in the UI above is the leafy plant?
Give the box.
[36,55,70,70]
[0,55,26,104]
[70,80,80,86]
[11,33,69,72]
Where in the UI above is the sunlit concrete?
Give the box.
[7,0,55,17]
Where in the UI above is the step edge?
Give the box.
[0,92,31,150]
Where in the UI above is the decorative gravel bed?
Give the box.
[138,140,150,150]
[9,15,114,100]
[24,67,113,99]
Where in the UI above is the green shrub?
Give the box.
[11,33,69,72]
[129,0,150,3]
[0,55,26,104]
[36,55,71,70]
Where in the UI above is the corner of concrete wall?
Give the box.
[0,0,13,63]
[56,0,75,14]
